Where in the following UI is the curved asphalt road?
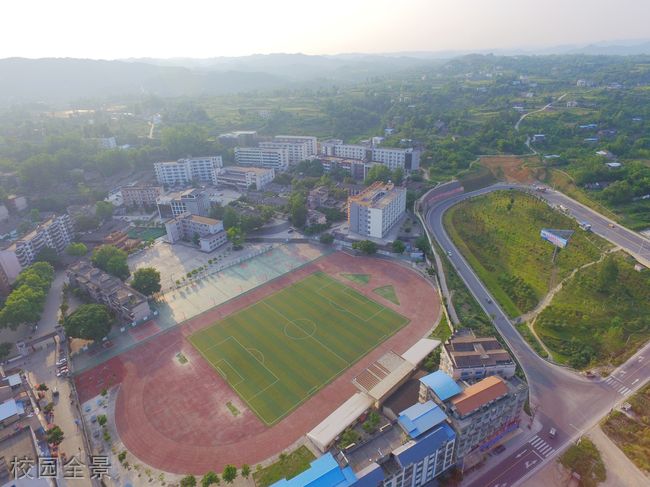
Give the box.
[425,183,650,487]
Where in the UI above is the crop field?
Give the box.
[189,271,409,425]
[445,190,609,317]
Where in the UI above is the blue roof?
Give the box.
[271,453,357,487]
[398,400,448,438]
[395,422,456,467]
[0,399,21,422]
[419,371,462,401]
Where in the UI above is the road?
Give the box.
[514,93,568,132]
[423,183,650,487]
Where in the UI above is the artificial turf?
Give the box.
[189,271,409,425]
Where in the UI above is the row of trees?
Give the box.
[180,463,249,487]
[0,262,54,330]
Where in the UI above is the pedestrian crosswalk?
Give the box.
[529,436,555,458]
[603,376,633,395]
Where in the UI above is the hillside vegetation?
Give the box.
[602,384,650,474]
[445,190,609,317]
[536,253,650,367]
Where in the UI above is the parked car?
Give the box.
[494,445,506,454]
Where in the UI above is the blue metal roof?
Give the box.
[398,400,448,438]
[394,422,456,467]
[419,371,462,401]
[271,453,357,487]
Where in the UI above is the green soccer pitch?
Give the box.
[188,271,410,425]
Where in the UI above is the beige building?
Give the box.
[67,261,151,324]
[164,213,228,253]
[216,166,275,190]
[440,332,516,382]
[120,185,163,208]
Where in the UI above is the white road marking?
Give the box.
[632,378,640,385]
[618,386,627,394]
[530,438,543,447]
[525,460,538,469]
[541,445,553,455]
[516,449,528,459]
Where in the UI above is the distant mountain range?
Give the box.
[2,39,650,105]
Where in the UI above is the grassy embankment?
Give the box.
[445,190,608,318]
[601,383,650,474]
[536,252,650,367]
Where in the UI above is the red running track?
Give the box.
[74,252,441,474]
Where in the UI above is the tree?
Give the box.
[222,207,240,230]
[35,247,60,267]
[0,342,12,361]
[352,240,377,254]
[131,267,161,296]
[192,232,201,246]
[46,426,64,445]
[288,192,307,228]
[320,233,334,244]
[180,475,197,487]
[29,208,41,222]
[65,242,88,256]
[240,465,250,479]
[364,164,391,185]
[0,285,46,330]
[97,414,107,426]
[222,465,237,484]
[74,214,100,232]
[95,201,114,221]
[92,245,130,280]
[391,167,405,185]
[209,203,225,220]
[392,240,406,254]
[226,227,245,250]
[415,235,431,255]
[201,471,220,487]
[63,304,112,342]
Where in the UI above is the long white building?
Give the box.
[259,139,312,166]
[320,140,369,161]
[235,147,289,171]
[372,147,421,171]
[273,135,318,156]
[154,156,223,186]
[348,181,406,239]
[215,166,275,190]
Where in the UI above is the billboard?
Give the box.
[540,228,574,249]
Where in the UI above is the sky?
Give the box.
[2,0,650,59]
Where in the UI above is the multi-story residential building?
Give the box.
[440,331,516,381]
[234,147,289,171]
[419,371,527,462]
[371,147,421,171]
[154,156,223,186]
[348,181,406,239]
[320,140,370,161]
[164,213,228,253]
[120,185,163,208]
[215,166,275,191]
[274,135,318,155]
[156,189,210,219]
[259,139,312,165]
[308,186,329,209]
[67,261,151,324]
[2,215,74,270]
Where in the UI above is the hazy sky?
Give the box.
[3,0,650,59]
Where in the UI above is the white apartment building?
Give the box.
[215,166,275,191]
[234,147,289,171]
[165,213,228,253]
[273,135,318,156]
[0,214,74,284]
[154,156,223,186]
[371,147,421,171]
[120,185,163,208]
[259,139,312,165]
[348,181,406,239]
[320,140,369,161]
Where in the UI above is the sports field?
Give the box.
[189,271,409,425]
